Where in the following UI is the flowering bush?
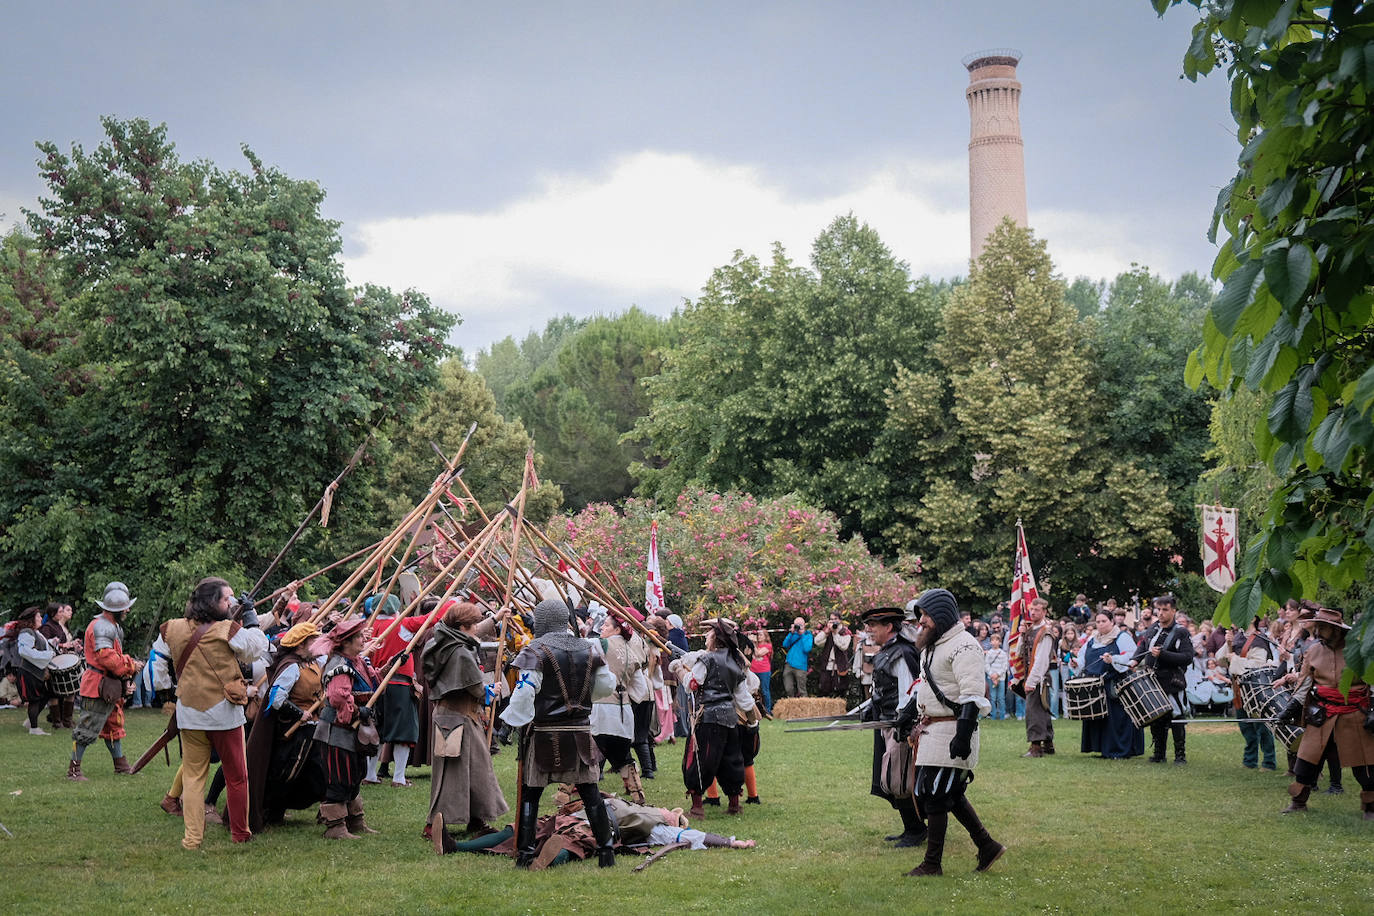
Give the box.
[554,489,913,632]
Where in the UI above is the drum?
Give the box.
[1117,668,1172,727]
[1064,676,1108,720]
[1247,680,1305,752]
[48,654,85,696]
[1236,666,1278,719]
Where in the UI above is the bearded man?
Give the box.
[896,588,1004,877]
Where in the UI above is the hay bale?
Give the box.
[771,697,848,720]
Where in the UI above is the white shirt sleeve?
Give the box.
[230,625,270,666]
[500,668,542,727]
[268,663,302,709]
[18,630,55,668]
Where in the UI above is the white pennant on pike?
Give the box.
[645,519,666,612]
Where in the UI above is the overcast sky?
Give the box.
[3,1,1235,351]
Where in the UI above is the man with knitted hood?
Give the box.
[500,599,619,867]
[896,588,1005,877]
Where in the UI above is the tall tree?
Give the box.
[502,307,673,509]
[5,117,454,623]
[635,214,945,554]
[1158,1,1374,679]
[882,221,1175,604]
[1094,267,1214,570]
[475,314,586,415]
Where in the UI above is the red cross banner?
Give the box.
[1007,521,1039,680]
[1201,505,1238,593]
[645,520,667,613]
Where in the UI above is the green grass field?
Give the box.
[0,706,1369,914]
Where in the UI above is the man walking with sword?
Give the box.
[860,606,927,848]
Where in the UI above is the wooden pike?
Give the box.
[486,451,534,744]
[249,436,370,600]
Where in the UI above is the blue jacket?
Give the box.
[782,631,813,670]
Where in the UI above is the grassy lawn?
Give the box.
[0,706,1369,914]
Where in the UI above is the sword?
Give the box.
[785,719,894,733]
[786,698,872,723]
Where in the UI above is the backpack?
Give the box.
[0,626,20,674]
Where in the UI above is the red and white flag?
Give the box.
[645,520,666,613]
[1201,506,1238,593]
[1007,521,1039,680]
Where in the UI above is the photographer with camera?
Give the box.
[781,617,814,698]
[815,613,853,699]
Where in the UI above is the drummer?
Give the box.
[1229,618,1277,771]
[1075,611,1144,759]
[1129,595,1194,766]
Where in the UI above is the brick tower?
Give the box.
[964,49,1027,262]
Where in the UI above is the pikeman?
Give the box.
[1275,604,1374,818]
[245,621,326,832]
[897,588,1004,877]
[860,605,926,848]
[311,617,382,839]
[673,617,758,819]
[67,582,145,781]
[498,598,619,868]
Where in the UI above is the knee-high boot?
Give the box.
[906,809,946,877]
[1172,722,1187,763]
[1360,789,1374,820]
[583,791,616,868]
[951,796,1005,871]
[634,741,655,779]
[515,785,543,868]
[346,796,379,835]
[1283,782,1312,813]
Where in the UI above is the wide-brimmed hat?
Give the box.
[329,616,369,645]
[1309,606,1350,631]
[96,581,137,613]
[863,607,906,625]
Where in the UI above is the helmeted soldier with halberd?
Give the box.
[895,588,1005,877]
[499,599,619,867]
[860,605,927,848]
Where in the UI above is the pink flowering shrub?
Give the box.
[554,490,913,631]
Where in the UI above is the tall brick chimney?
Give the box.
[964,49,1027,262]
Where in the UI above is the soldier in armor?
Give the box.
[67,581,145,781]
[897,588,1005,877]
[499,598,619,867]
[246,620,326,832]
[861,606,927,848]
[673,617,758,819]
[312,617,381,839]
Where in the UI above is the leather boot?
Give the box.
[322,802,358,839]
[62,698,76,729]
[952,796,1005,871]
[346,797,379,835]
[1021,742,1043,758]
[1361,790,1374,821]
[890,799,927,847]
[906,809,946,877]
[160,795,184,817]
[649,743,658,778]
[1042,740,1055,755]
[515,785,543,868]
[727,794,742,815]
[531,834,570,870]
[634,741,655,779]
[584,796,616,868]
[1172,723,1186,764]
[112,756,133,775]
[66,759,88,782]
[689,792,705,820]
[618,764,646,804]
[1282,783,1312,813]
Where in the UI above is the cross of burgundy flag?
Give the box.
[1201,505,1238,593]
[1007,520,1039,680]
[645,520,667,613]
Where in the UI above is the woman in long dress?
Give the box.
[1076,611,1145,759]
[423,601,509,842]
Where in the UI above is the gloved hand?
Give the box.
[894,701,919,741]
[237,593,259,628]
[495,721,514,746]
[949,702,980,760]
[356,705,375,725]
[1276,697,1303,726]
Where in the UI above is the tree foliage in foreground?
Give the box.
[1158,0,1374,680]
[1,117,454,626]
